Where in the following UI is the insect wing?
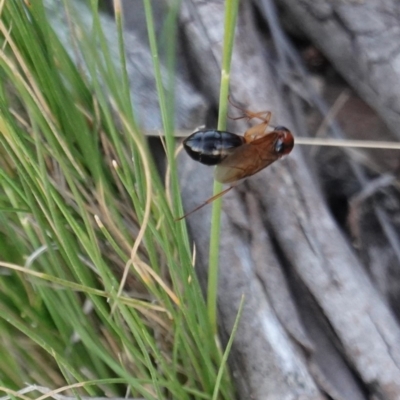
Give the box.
[214,132,281,183]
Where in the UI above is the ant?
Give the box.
[177,98,294,220]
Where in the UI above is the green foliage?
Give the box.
[0,1,236,399]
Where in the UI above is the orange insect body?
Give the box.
[214,125,294,183]
[178,100,294,219]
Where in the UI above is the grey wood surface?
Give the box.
[276,0,400,141]
[178,1,400,399]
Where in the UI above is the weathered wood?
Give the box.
[45,0,400,399]
[275,0,400,140]
[44,0,207,130]
[179,1,400,399]
[179,1,323,399]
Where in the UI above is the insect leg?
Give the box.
[243,122,272,142]
[175,185,235,221]
[228,96,271,123]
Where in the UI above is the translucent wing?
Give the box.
[214,132,281,184]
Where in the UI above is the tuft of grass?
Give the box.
[0,1,236,399]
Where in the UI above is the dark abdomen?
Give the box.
[183,129,245,166]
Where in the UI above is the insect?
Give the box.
[177,99,294,220]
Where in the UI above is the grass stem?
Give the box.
[207,0,240,335]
